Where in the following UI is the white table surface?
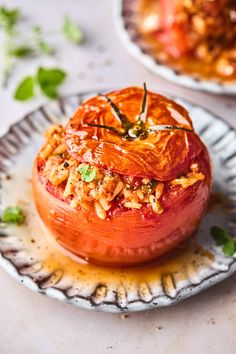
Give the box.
[1,1,236,353]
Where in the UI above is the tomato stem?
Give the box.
[86,123,124,135]
[137,82,148,123]
[101,94,133,131]
[91,86,193,141]
[149,125,193,133]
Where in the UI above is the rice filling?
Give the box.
[39,125,205,219]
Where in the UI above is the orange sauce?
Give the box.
[41,233,214,287]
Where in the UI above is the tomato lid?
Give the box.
[65,86,204,181]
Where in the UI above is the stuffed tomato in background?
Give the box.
[32,86,211,267]
[136,0,236,82]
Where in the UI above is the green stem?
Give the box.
[86,123,123,135]
[20,27,60,43]
[138,82,148,123]
[101,94,133,131]
[2,30,13,88]
[148,125,193,133]
[91,86,194,141]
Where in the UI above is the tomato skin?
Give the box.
[32,151,211,267]
[158,0,229,58]
[65,87,202,181]
[33,87,212,267]
[158,0,189,58]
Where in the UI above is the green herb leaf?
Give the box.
[38,40,54,55]
[33,25,54,55]
[0,6,22,87]
[79,164,96,182]
[62,15,84,44]
[211,226,227,245]
[14,76,35,101]
[0,6,21,30]
[87,123,123,135]
[37,67,66,98]
[223,239,236,257]
[211,226,236,256]
[10,46,35,57]
[2,206,25,225]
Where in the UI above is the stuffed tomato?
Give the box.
[155,0,236,79]
[32,86,211,267]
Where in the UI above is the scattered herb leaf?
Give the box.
[0,6,21,31]
[14,66,67,101]
[223,239,235,257]
[33,25,54,55]
[2,206,25,225]
[79,164,96,182]
[62,15,84,44]
[38,40,54,55]
[37,67,67,98]
[211,226,236,256]
[0,7,84,92]
[0,6,21,87]
[211,226,227,245]
[10,45,35,57]
[14,76,35,101]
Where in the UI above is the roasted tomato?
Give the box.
[32,86,211,267]
[158,0,189,58]
[157,0,231,58]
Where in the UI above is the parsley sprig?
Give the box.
[1,206,25,225]
[211,226,236,256]
[79,164,96,182]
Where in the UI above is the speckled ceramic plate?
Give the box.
[1,91,236,313]
[114,0,236,95]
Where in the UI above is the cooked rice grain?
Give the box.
[40,124,205,220]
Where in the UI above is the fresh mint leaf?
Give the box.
[10,46,35,57]
[33,25,54,55]
[211,226,236,256]
[211,226,227,246]
[14,76,35,101]
[38,40,54,55]
[79,164,96,182]
[2,206,25,225]
[223,239,236,257]
[37,67,66,98]
[0,7,22,87]
[62,15,83,44]
[0,6,21,30]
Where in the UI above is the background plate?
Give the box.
[0,91,236,313]
[114,0,236,95]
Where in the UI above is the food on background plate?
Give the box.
[137,0,236,81]
[32,85,211,267]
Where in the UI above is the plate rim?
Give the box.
[1,91,236,313]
